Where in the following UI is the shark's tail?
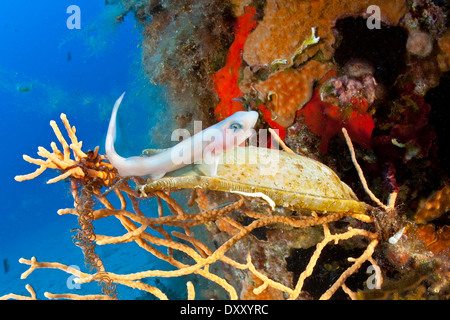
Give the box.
[105,92,126,169]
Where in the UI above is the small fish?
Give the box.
[3,258,10,274]
[105,93,258,179]
[17,85,32,93]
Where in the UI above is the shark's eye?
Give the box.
[229,122,243,131]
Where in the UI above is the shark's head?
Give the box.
[202,111,259,156]
[222,110,259,144]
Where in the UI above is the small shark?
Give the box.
[105,92,258,179]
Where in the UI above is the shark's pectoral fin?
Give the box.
[200,142,222,177]
[200,155,220,177]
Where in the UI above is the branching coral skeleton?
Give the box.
[2,114,399,300]
[14,113,116,186]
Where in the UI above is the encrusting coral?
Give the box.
[406,30,434,58]
[213,6,257,121]
[415,185,450,256]
[437,30,450,72]
[415,185,450,225]
[296,70,376,154]
[253,60,329,127]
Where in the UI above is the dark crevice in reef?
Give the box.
[426,71,450,176]
[286,244,368,300]
[333,16,408,86]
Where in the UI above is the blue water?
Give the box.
[0,1,183,299]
